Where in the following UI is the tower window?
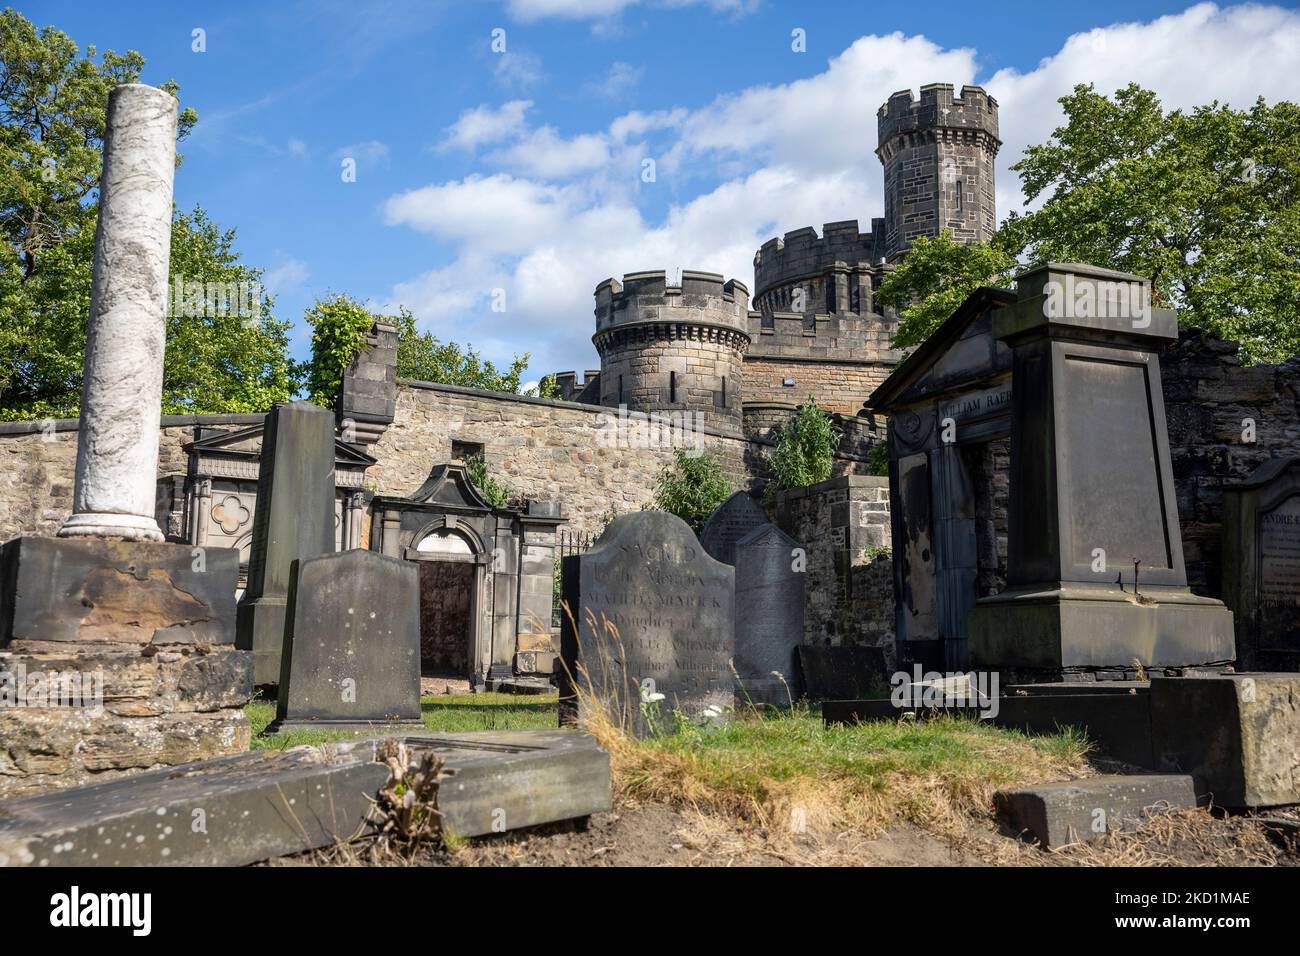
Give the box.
[669,371,677,403]
[956,180,963,215]
[618,375,624,405]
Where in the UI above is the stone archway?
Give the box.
[411,527,484,684]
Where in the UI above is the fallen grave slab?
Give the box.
[995,774,1196,849]
[0,729,610,867]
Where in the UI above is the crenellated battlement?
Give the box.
[752,220,888,308]
[594,270,750,336]
[876,83,1000,147]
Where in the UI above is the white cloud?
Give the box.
[263,257,311,295]
[584,61,644,100]
[441,100,533,151]
[494,50,544,91]
[335,139,390,167]
[487,127,611,178]
[385,3,1300,377]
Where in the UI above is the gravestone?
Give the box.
[734,523,805,706]
[559,512,733,733]
[236,401,336,686]
[699,491,768,565]
[1223,457,1300,671]
[268,549,423,734]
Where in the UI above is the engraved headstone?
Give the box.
[268,549,423,734]
[734,523,805,707]
[1223,457,1300,670]
[236,401,336,685]
[699,491,767,566]
[559,512,733,733]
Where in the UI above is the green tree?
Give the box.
[767,398,840,498]
[875,231,1017,351]
[303,293,373,408]
[394,309,530,393]
[0,9,297,419]
[651,448,733,532]
[1001,83,1300,363]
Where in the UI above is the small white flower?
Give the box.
[642,691,665,703]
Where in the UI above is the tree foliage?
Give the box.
[303,293,373,408]
[394,309,530,393]
[1001,83,1300,363]
[0,10,297,419]
[466,451,512,509]
[876,231,1017,351]
[651,448,733,532]
[767,397,840,497]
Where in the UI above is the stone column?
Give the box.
[59,85,178,542]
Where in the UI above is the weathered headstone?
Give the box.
[699,491,767,565]
[269,549,423,734]
[734,523,805,706]
[559,512,733,732]
[1222,457,1300,671]
[236,401,336,685]
[969,263,1235,677]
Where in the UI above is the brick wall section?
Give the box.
[771,476,895,666]
[1161,329,1300,597]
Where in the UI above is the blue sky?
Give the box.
[19,0,1300,385]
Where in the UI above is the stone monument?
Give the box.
[268,549,423,734]
[559,511,733,732]
[734,522,805,706]
[0,86,251,796]
[1222,457,1300,671]
[968,263,1235,678]
[235,401,336,685]
[699,491,768,565]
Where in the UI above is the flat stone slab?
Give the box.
[0,729,610,867]
[797,646,886,701]
[1151,673,1300,808]
[995,774,1196,849]
[0,536,238,645]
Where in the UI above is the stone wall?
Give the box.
[363,381,880,534]
[1161,329,1300,597]
[0,418,219,539]
[741,355,893,416]
[771,475,895,666]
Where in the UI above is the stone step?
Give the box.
[995,774,1196,849]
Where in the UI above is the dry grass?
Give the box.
[1054,807,1283,867]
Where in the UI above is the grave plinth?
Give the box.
[1222,457,1300,671]
[235,401,336,685]
[267,549,423,734]
[968,263,1234,676]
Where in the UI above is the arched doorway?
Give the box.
[412,527,482,684]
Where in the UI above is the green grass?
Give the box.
[245,692,558,751]
[599,706,1091,834]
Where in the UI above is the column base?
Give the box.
[57,511,164,542]
[969,584,1236,673]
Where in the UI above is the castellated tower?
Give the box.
[876,83,1000,262]
[593,270,751,431]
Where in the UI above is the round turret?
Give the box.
[592,270,750,430]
